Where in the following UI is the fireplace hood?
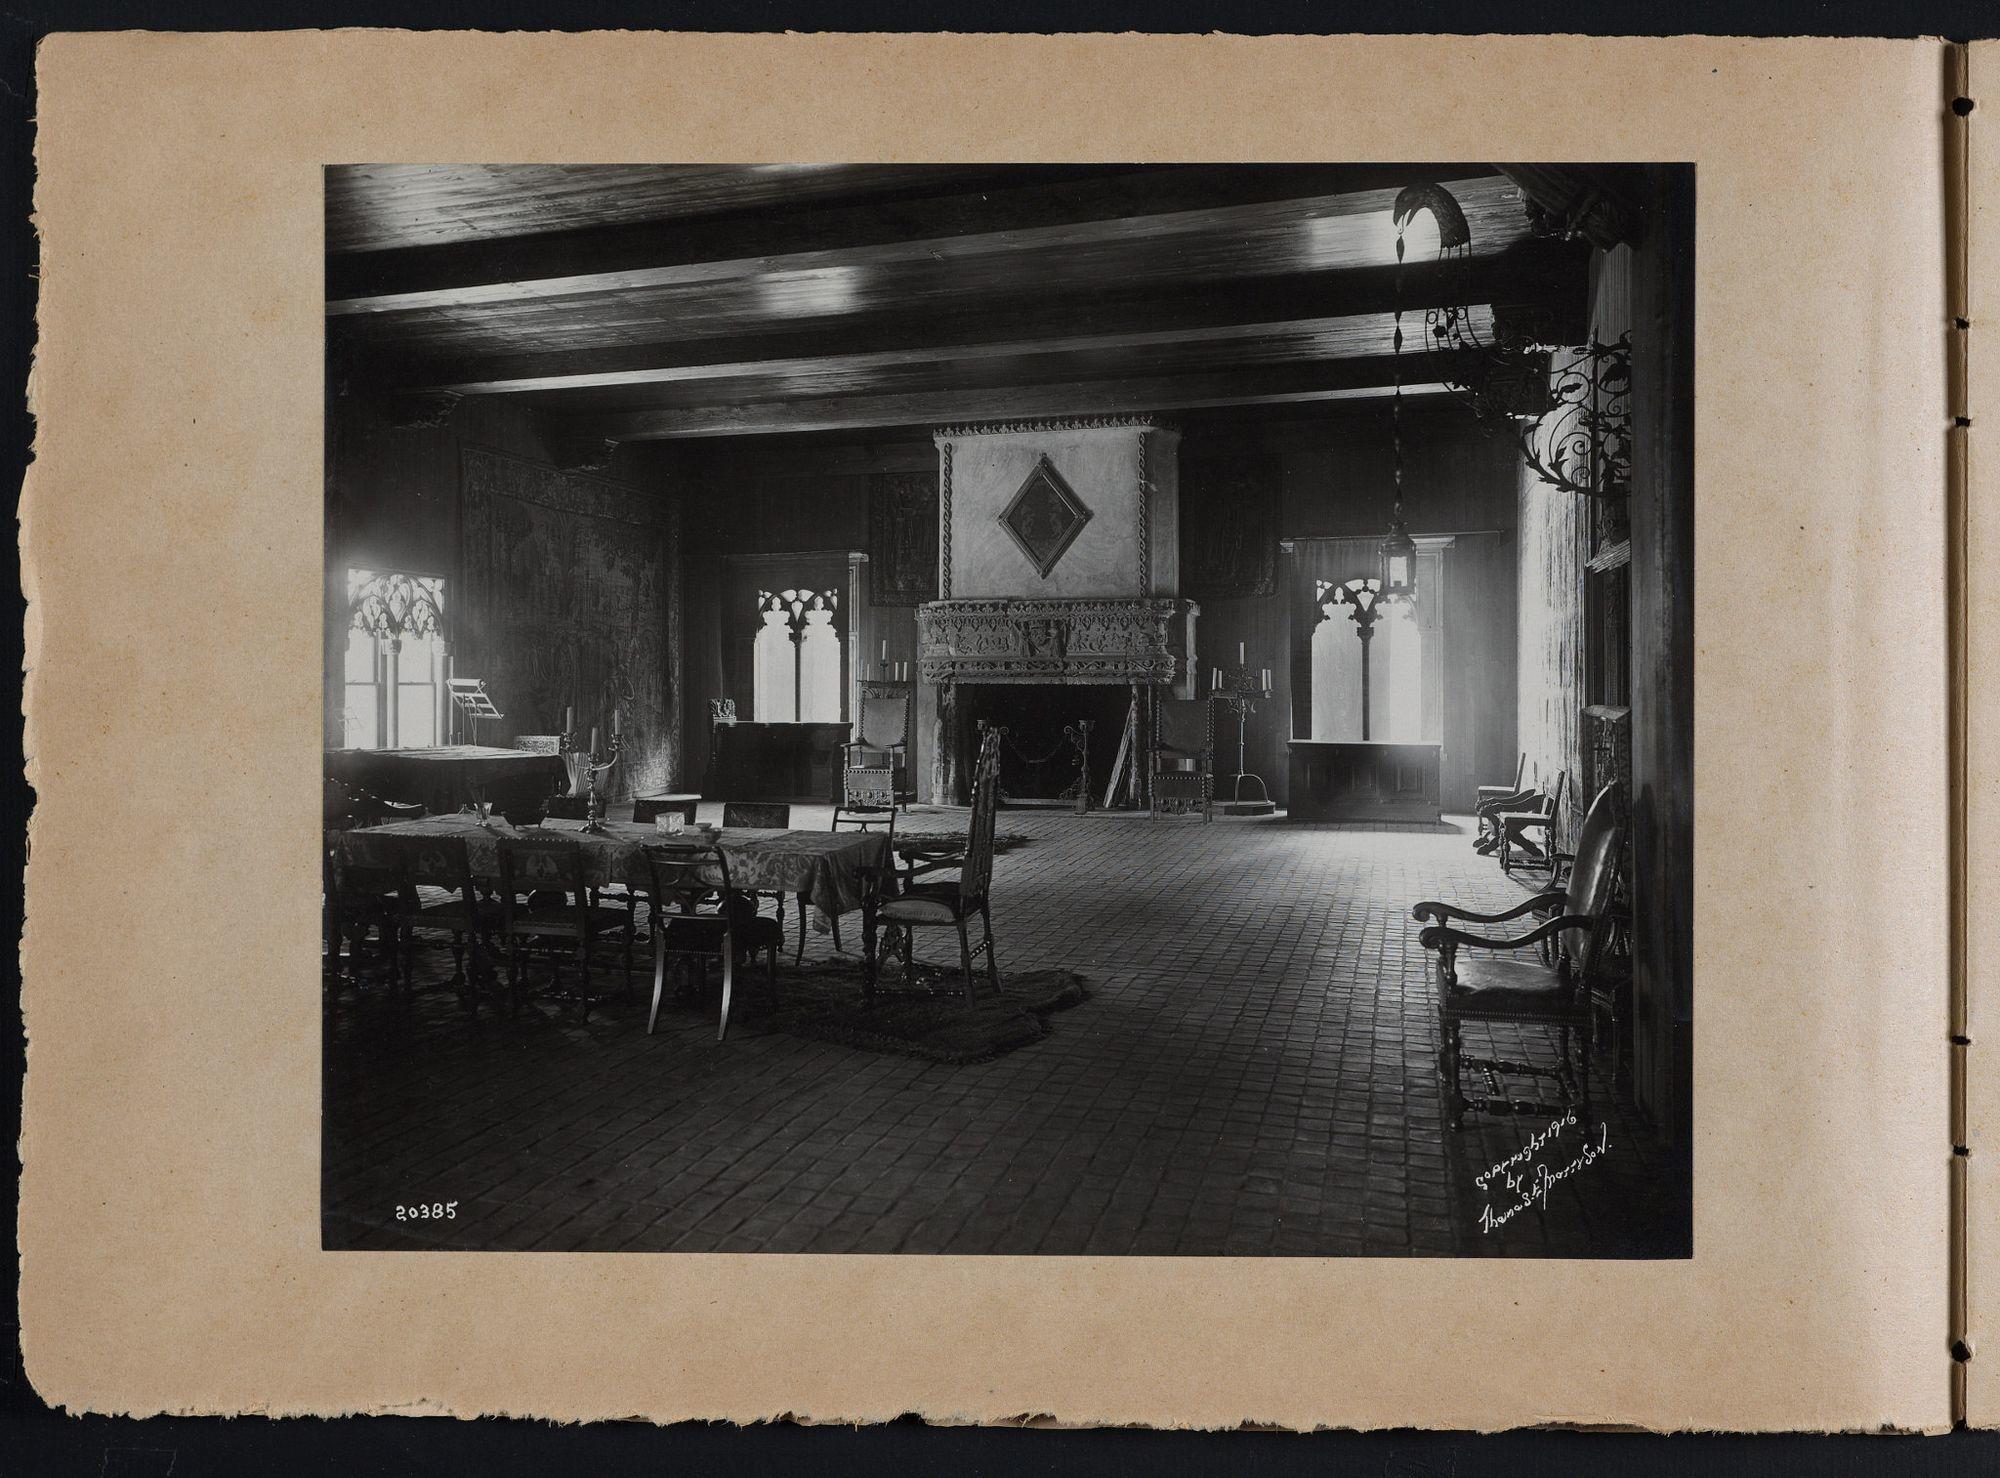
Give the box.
[919,417,1196,693]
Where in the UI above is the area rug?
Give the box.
[756,959,1086,1063]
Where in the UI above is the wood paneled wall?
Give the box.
[1624,173,1696,1146]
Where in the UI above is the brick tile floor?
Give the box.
[323,806,1689,1257]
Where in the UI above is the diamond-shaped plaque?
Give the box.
[998,456,1093,579]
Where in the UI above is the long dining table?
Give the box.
[351,813,891,921]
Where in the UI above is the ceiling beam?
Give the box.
[326,165,1505,316]
[360,241,1587,396]
[573,354,1463,441]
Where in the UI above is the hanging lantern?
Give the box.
[1379,510,1417,603]
[1380,213,1418,606]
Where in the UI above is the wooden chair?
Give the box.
[540,793,646,929]
[1497,771,1567,878]
[642,841,782,1041]
[633,796,699,826]
[720,801,807,959]
[722,801,791,828]
[822,806,901,959]
[495,836,631,1020]
[326,833,404,997]
[1149,697,1214,821]
[833,802,897,839]
[368,840,508,1012]
[842,682,911,815]
[868,728,1003,1001]
[1473,754,1531,854]
[1413,783,1625,1130]
[833,806,896,841]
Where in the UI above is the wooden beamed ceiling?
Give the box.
[326,164,1591,442]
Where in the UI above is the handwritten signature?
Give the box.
[1474,1109,1610,1233]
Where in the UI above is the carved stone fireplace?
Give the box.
[920,597,1198,801]
[957,682,1133,806]
[918,417,1197,805]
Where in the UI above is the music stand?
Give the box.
[447,678,503,746]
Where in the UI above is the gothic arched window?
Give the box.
[750,588,844,722]
[1310,568,1435,744]
[342,568,447,750]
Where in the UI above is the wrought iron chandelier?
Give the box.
[1392,183,1547,430]
[1519,334,1632,501]
[1389,181,1632,504]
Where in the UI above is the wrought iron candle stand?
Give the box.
[560,727,623,833]
[1209,664,1277,816]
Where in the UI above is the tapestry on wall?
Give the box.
[868,470,940,606]
[1180,454,1279,601]
[459,445,682,799]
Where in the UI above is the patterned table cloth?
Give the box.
[352,815,889,917]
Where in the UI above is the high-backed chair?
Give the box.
[1149,697,1214,821]
[842,681,912,815]
[1413,784,1624,1130]
[1497,771,1566,878]
[495,836,631,1020]
[1473,754,1530,853]
[642,841,782,1041]
[869,728,1003,1001]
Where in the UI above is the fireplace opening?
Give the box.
[956,683,1135,808]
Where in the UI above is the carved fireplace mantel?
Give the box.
[917,597,1199,688]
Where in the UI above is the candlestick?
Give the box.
[565,705,574,732]
[612,709,620,736]
[1238,642,1245,665]
[589,725,599,755]
[881,638,889,662]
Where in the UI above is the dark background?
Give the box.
[3,1,1992,1473]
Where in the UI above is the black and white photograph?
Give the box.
[319,162,1694,1260]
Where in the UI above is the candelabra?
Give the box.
[560,724,623,832]
[1206,662,1277,816]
